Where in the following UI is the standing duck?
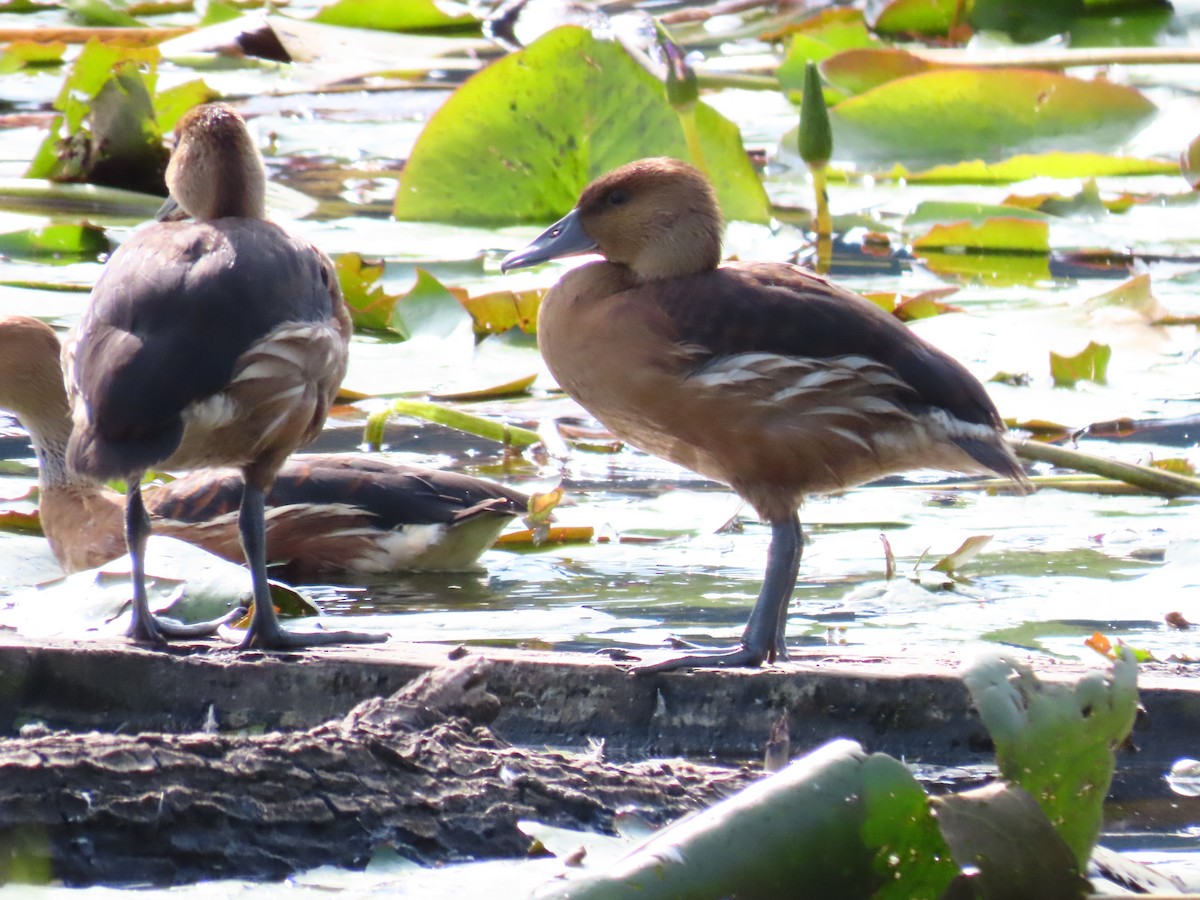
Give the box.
[502,157,1028,672]
[0,316,529,578]
[63,103,383,649]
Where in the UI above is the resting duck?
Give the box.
[1,316,529,578]
[503,157,1028,671]
[63,103,376,648]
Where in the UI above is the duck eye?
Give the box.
[607,190,628,207]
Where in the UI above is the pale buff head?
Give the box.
[165,104,266,220]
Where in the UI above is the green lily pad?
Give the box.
[26,39,209,194]
[893,152,1178,183]
[911,217,1051,253]
[820,47,933,97]
[1050,341,1111,387]
[963,649,1138,868]
[0,535,317,640]
[336,252,396,333]
[830,68,1156,165]
[394,25,768,225]
[905,200,1049,227]
[776,8,878,91]
[389,268,471,341]
[918,250,1052,285]
[0,39,65,74]
[0,223,111,260]
[868,0,964,35]
[66,0,143,27]
[313,0,478,33]
[932,783,1088,899]
[538,740,957,899]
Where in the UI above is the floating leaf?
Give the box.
[1050,341,1111,387]
[0,508,42,535]
[905,200,1048,227]
[963,649,1138,868]
[0,223,110,260]
[775,8,878,91]
[26,39,178,193]
[863,286,961,321]
[389,269,470,341]
[831,68,1155,165]
[1084,273,1169,322]
[884,151,1177,183]
[460,287,542,335]
[67,0,144,27]
[429,373,537,401]
[820,47,933,96]
[153,79,218,134]
[931,535,993,574]
[931,783,1087,899]
[919,250,1052,285]
[335,252,399,333]
[0,40,65,74]
[1002,179,1115,218]
[868,0,964,35]
[313,0,478,32]
[394,26,768,225]
[538,740,957,899]
[911,217,1050,253]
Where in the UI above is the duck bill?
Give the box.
[501,209,597,272]
[155,194,186,222]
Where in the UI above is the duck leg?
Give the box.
[634,513,802,673]
[236,480,387,650]
[124,482,231,643]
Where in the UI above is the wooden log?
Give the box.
[1,636,1198,885]
[0,659,753,886]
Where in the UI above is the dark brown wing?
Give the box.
[653,262,1022,481]
[148,456,529,529]
[66,219,340,478]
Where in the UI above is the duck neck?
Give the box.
[628,216,722,282]
[15,390,101,495]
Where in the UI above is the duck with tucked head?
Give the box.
[63,103,386,649]
[1,316,529,578]
[503,157,1028,672]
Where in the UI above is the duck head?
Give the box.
[501,157,723,282]
[160,104,266,222]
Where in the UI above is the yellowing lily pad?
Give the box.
[461,287,543,335]
[394,26,768,225]
[868,0,964,35]
[886,151,1177,183]
[313,0,478,32]
[775,8,878,91]
[1050,341,1111,387]
[831,68,1156,165]
[911,217,1050,253]
[0,40,65,74]
[820,47,933,96]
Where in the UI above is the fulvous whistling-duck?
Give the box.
[503,157,1029,672]
[0,316,529,578]
[63,104,383,649]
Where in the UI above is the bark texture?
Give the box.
[0,660,752,886]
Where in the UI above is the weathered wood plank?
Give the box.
[2,635,1198,781]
